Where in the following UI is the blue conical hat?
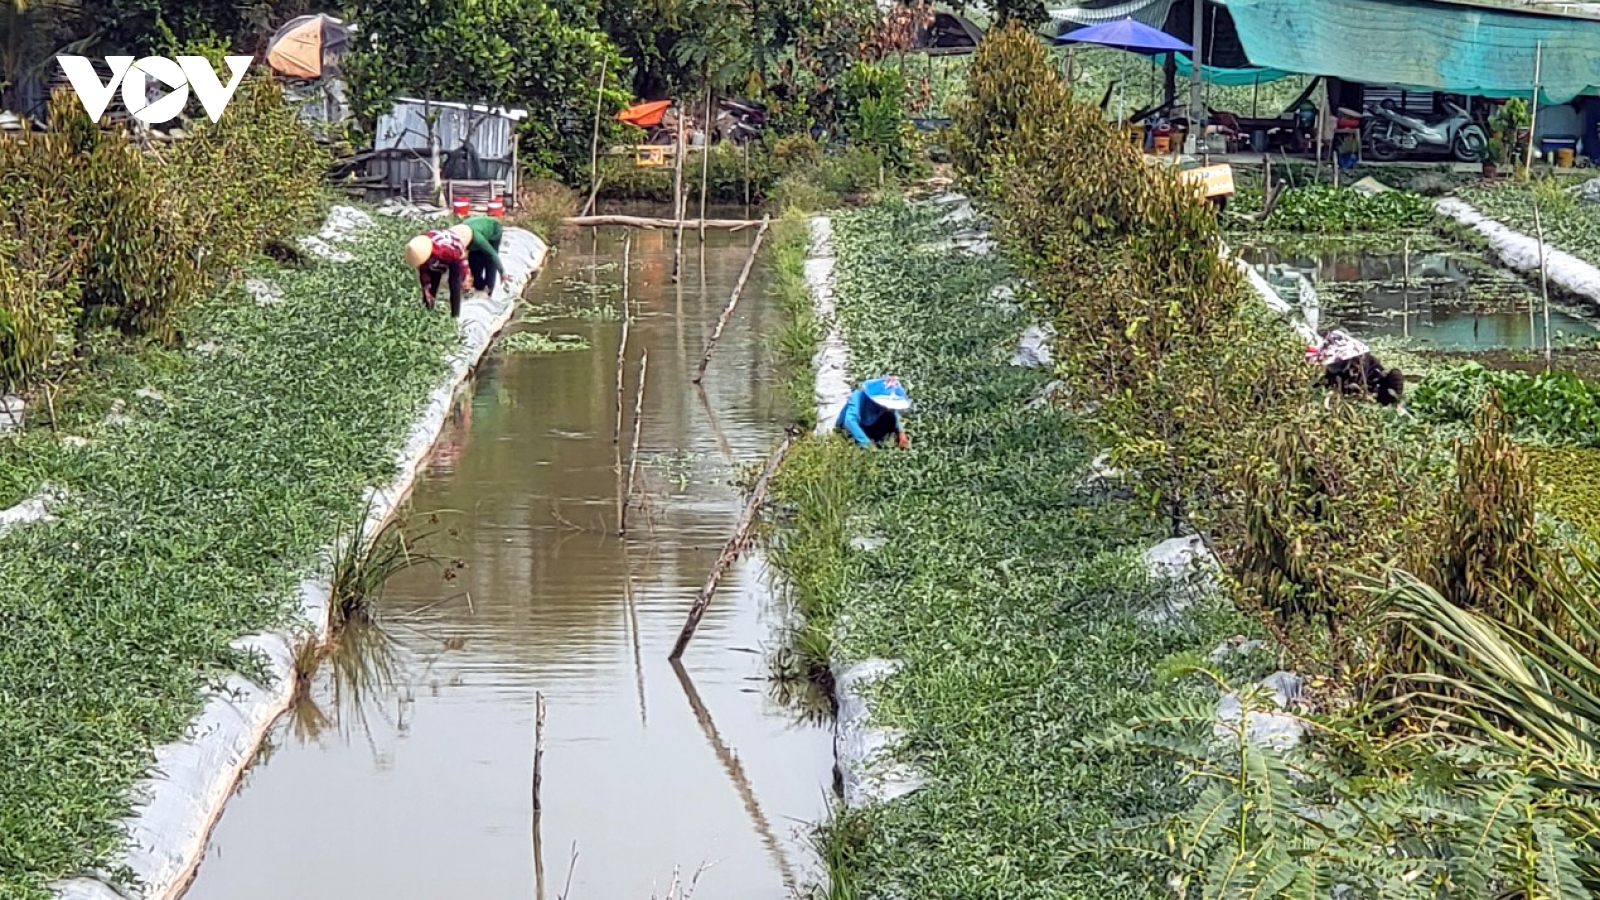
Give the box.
[863,377,911,411]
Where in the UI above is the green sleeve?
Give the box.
[470,219,505,273]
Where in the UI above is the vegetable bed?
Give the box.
[0,215,457,897]
[779,203,1251,899]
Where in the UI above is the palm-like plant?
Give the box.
[1089,661,1588,899]
[1375,563,1600,892]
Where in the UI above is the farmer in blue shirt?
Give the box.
[837,377,911,449]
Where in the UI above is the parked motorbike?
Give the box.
[1361,98,1487,162]
[714,98,766,145]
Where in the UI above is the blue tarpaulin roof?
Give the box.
[1228,0,1600,103]
[1158,53,1298,86]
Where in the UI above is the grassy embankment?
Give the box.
[766,202,1256,899]
[0,216,461,898]
[766,23,1600,899]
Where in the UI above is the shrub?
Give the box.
[162,75,330,281]
[840,61,911,172]
[0,77,328,387]
[1229,401,1440,678]
[949,22,1066,191]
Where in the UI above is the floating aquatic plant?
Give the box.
[501,332,592,354]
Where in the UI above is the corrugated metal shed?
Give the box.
[371,98,528,202]
[374,98,527,157]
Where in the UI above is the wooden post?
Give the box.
[700,84,713,239]
[620,350,648,537]
[532,692,547,810]
[669,425,800,660]
[586,62,607,219]
[1402,236,1411,340]
[1535,196,1552,364]
[1526,42,1543,177]
[694,216,771,384]
[672,107,687,282]
[743,141,751,216]
[613,233,631,444]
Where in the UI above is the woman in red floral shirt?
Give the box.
[403,228,470,317]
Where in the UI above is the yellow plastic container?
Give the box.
[1558,147,1576,168]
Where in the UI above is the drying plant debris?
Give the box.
[0,213,457,898]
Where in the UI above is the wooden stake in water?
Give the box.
[585,62,607,219]
[743,142,751,216]
[672,109,687,283]
[532,692,547,810]
[1402,237,1411,339]
[613,234,632,444]
[694,216,772,385]
[1535,196,1552,365]
[669,425,800,660]
[700,84,713,239]
[620,350,648,537]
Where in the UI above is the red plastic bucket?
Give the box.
[487,197,505,218]
[451,196,471,217]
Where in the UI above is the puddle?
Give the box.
[183,225,831,900]
[1241,243,1600,352]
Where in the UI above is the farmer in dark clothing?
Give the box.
[403,216,506,317]
[837,377,911,449]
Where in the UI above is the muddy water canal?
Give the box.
[183,226,831,900]
[1242,242,1600,351]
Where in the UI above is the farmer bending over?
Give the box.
[403,216,505,317]
[838,377,911,449]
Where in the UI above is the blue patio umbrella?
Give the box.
[1055,17,1194,54]
[1056,17,1194,124]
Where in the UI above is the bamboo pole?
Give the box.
[578,175,603,218]
[1525,42,1543,177]
[613,234,632,443]
[700,84,713,239]
[694,216,771,385]
[1403,236,1411,339]
[562,215,765,230]
[672,108,687,282]
[620,350,648,537]
[1535,196,1552,365]
[533,805,546,900]
[585,62,608,219]
[532,692,547,810]
[669,425,800,660]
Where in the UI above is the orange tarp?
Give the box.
[616,100,671,128]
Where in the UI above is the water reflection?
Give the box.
[1241,243,1600,351]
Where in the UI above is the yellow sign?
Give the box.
[634,145,668,168]
[1179,164,1234,199]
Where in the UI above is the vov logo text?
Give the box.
[56,56,253,125]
